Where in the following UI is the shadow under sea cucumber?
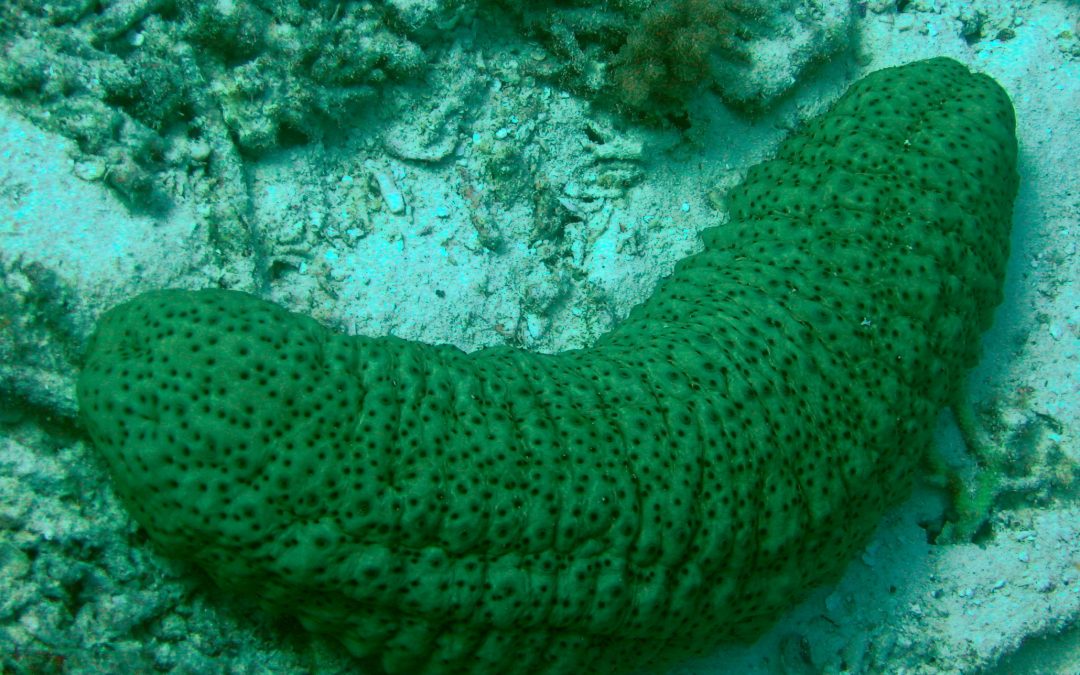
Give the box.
[77,57,1018,675]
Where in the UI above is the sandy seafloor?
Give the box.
[0,0,1078,673]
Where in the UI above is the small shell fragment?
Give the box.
[365,161,406,214]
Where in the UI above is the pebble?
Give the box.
[73,159,106,181]
[188,140,212,162]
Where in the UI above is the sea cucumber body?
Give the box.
[78,58,1017,674]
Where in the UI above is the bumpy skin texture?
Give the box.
[78,58,1017,674]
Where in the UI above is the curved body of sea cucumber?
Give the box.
[77,58,1017,674]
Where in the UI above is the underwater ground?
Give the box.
[1,0,1078,672]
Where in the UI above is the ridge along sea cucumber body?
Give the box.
[78,58,1018,674]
